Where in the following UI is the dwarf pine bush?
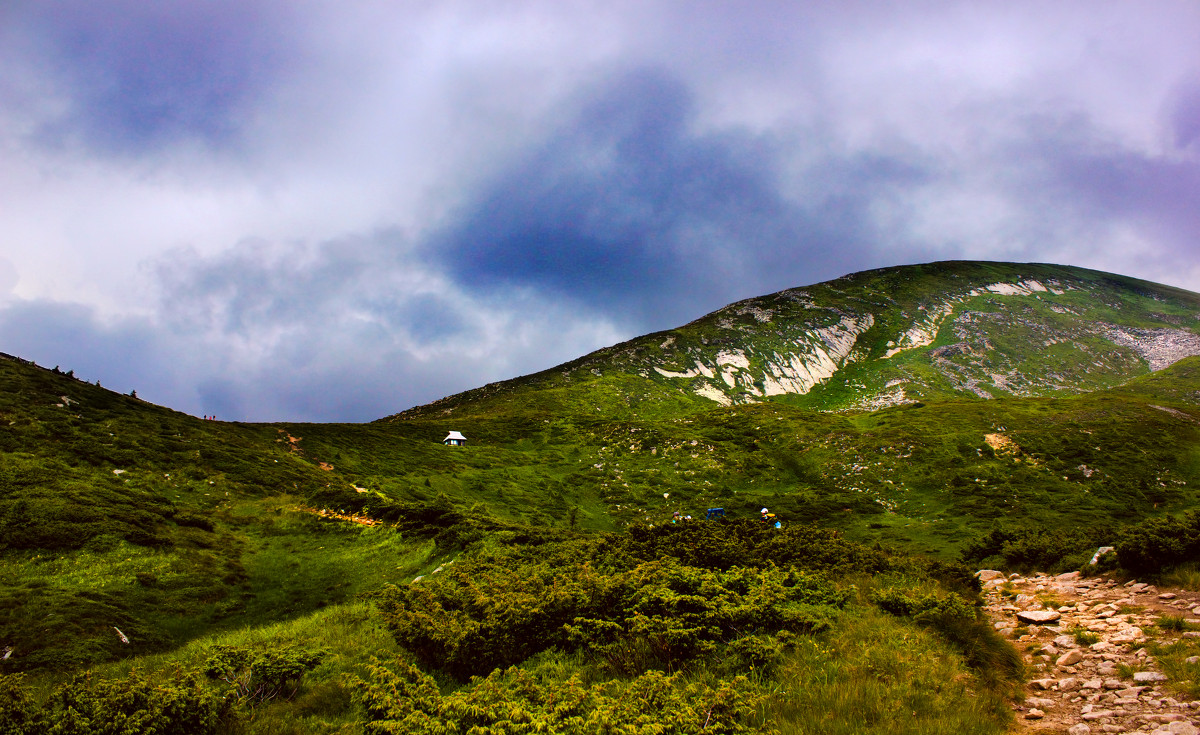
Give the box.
[351,660,766,734]
[0,668,234,735]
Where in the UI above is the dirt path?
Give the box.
[981,570,1200,734]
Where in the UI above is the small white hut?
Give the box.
[443,431,466,447]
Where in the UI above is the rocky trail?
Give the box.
[982,570,1200,735]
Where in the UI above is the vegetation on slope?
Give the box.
[2,260,1199,732]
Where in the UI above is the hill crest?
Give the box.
[386,260,1200,421]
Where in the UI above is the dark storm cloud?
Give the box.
[433,68,930,329]
[6,0,292,152]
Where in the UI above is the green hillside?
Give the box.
[3,260,1200,733]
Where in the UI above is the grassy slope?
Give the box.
[2,260,1199,732]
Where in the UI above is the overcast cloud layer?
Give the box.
[1,1,1199,421]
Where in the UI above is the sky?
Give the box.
[1,1,1199,422]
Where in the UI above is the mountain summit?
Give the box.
[389,261,1200,420]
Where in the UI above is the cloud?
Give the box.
[3,0,294,153]
[431,68,932,329]
[0,233,625,421]
[2,2,1200,421]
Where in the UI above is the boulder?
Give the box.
[1134,671,1168,683]
[1068,724,1091,735]
[1057,650,1084,667]
[977,570,1005,581]
[1018,610,1062,624]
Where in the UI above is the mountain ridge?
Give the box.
[385,260,1200,422]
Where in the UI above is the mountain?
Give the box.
[391,261,1200,419]
[2,260,1199,733]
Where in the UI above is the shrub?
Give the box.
[961,524,1113,573]
[1116,511,1200,575]
[378,552,846,680]
[0,668,234,735]
[204,644,324,704]
[351,659,766,734]
[0,673,42,735]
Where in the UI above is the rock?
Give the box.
[1058,571,1083,581]
[1111,627,1145,643]
[1056,635,1079,648]
[1134,671,1169,683]
[1187,656,1200,664]
[1025,708,1045,719]
[1103,679,1122,689]
[1019,610,1063,624]
[1068,724,1091,735]
[1031,678,1058,690]
[1081,709,1113,720]
[1166,723,1200,735]
[1059,677,1081,692]
[1058,650,1085,667]
[977,570,1005,581]
[1183,631,1200,638]
[1161,592,1179,600]
[1082,678,1104,689]
[1027,697,1056,708]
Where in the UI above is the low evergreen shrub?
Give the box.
[1116,511,1200,575]
[0,668,234,735]
[351,660,766,734]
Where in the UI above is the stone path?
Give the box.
[981,570,1200,735]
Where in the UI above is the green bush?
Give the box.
[961,524,1113,573]
[1116,511,1200,575]
[204,644,324,704]
[0,673,41,735]
[0,668,234,735]
[377,551,846,680]
[352,659,766,734]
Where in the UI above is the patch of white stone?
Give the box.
[883,302,956,359]
[759,315,874,396]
